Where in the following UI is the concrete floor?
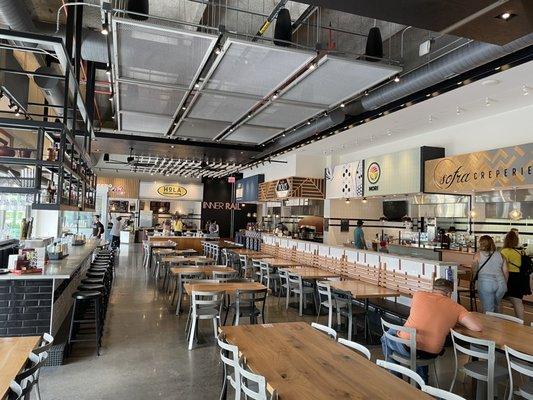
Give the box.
[40,244,486,400]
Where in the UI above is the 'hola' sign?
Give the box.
[156,184,188,198]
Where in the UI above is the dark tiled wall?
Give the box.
[0,280,52,336]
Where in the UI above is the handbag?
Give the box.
[469,252,494,294]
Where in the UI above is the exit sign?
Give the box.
[227,176,236,183]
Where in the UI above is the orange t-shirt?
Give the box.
[397,291,470,354]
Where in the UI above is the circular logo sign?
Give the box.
[367,162,381,185]
[157,184,188,198]
[433,158,459,190]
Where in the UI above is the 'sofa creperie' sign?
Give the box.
[156,184,188,198]
[425,143,533,193]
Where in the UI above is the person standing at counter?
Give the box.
[472,235,508,313]
[173,216,184,236]
[501,230,531,320]
[91,215,104,239]
[110,216,122,249]
[353,220,367,250]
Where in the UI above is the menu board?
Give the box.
[325,161,364,199]
[425,143,533,193]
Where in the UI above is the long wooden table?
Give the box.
[184,281,267,295]
[331,280,402,342]
[231,249,268,257]
[259,258,303,267]
[220,322,431,400]
[283,267,339,279]
[170,266,236,277]
[455,312,533,355]
[0,336,40,399]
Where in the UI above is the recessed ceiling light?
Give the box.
[522,85,529,96]
[481,78,500,86]
[497,12,515,20]
[387,129,392,136]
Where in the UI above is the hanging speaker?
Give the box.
[103,153,110,162]
[274,8,292,47]
[365,27,383,62]
[128,0,149,21]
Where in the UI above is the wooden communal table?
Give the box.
[283,267,339,279]
[259,258,304,267]
[148,241,177,267]
[220,322,431,400]
[231,249,268,257]
[0,336,40,399]
[161,255,190,264]
[331,280,402,343]
[455,312,533,355]
[170,266,236,278]
[184,281,267,295]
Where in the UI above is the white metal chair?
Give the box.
[449,329,508,400]
[485,311,524,325]
[142,241,150,269]
[277,269,290,308]
[213,270,239,282]
[423,386,466,400]
[288,273,314,316]
[174,271,203,315]
[381,318,440,387]
[376,359,426,388]
[504,345,533,400]
[187,290,224,350]
[311,322,337,339]
[239,364,277,400]
[9,352,42,400]
[316,281,339,329]
[32,332,54,400]
[260,262,279,293]
[239,255,252,278]
[217,333,241,400]
[252,259,262,282]
[338,338,371,360]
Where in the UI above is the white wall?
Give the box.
[242,154,326,181]
[339,104,533,164]
[31,210,60,238]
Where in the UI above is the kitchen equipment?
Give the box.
[0,145,16,157]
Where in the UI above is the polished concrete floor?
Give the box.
[40,244,489,399]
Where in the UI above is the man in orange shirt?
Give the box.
[381,278,482,383]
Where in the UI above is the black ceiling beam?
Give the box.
[291,5,318,33]
[95,132,260,152]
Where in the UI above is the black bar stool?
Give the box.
[68,290,103,356]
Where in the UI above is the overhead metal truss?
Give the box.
[132,155,242,178]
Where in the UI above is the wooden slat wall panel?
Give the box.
[260,244,432,296]
[258,177,325,201]
[97,176,140,199]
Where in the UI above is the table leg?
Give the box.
[364,298,370,343]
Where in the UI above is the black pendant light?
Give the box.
[274,8,292,47]
[128,0,149,21]
[365,26,383,62]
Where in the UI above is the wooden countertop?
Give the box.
[283,267,340,279]
[184,281,267,295]
[330,280,402,299]
[455,312,533,355]
[220,322,431,400]
[0,336,40,399]
[0,239,103,280]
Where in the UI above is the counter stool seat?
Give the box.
[72,291,101,300]
[78,284,105,292]
[81,278,104,284]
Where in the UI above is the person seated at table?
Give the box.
[381,278,482,383]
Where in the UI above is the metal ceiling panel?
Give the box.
[118,82,187,116]
[187,92,258,122]
[114,19,218,86]
[175,118,231,140]
[224,125,281,144]
[280,55,400,107]
[204,39,315,97]
[248,102,323,129]
[120,112,173,134]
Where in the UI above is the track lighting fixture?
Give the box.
[101,23,109,35]
[308,62,317,70]
[106,68,111,76]
[393,75,400,83]
[214,46,221,55]
[345,198,350,204]
[362,197,368,204]
[15,108,20,117]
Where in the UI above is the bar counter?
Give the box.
[0,240,102,337]
[148,235,220,253]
